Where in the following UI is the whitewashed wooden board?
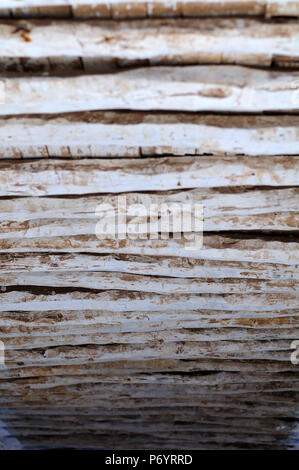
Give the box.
[1,234,298,265]
[0,188,298,232]
[0,1,298,451]
[1,115,299,156]
[0,18,298,68]
[1,66,299,114]
[1,157,298,196]
[1,253,298,280]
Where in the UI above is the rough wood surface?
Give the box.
[1,188,298,232]
[1,1,299,18]
[0,18,298,71]
[1,290,298,312]
[0,2,298,452]
[1,234,298,265]
[1,253,298,279]
[1,66,299,114]
[0,156,298,195]
[1,114,299,157]
[0,389,297,450]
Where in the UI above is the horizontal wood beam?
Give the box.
[0,18,298,69]
[1,271,298,294]
[0,188,298,233]
[0,156,298,195]
[1,253,297,279]
[0,114,299,156]
[1,339,296,366]
[1,66,299,114]
[1,1,298,18]
[1,289,297,311]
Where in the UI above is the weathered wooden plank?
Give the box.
[0,290,297,311]
[2,321,298,353]
[1,393,296,452]
[1,114,298,157]
[1,310,297,345]
[1,188,297,220]
[2,324,298,351]
[1,359,297,382]
[1,235,297,265]
[1,373,298,395]
[0,19,298,69]
[0,414,296,453]
[1,66,299,114]
[1,271,297,294]
[1,406,296,425]
[2,324,298,349]
[0,1,297,454]
[0,420,294,449]
[1,308,296,328]
[0,155,298,195]
[1,358,296,378]
[1,188,298,233]
[2,420,297,443]
[1,414,297,436]
[1,374,297,399]
[1,393,297,450]
[0,213,298,237]
[1,253,297,280]
[1,389,297,408]
[0,434,293,450]
[1,339,296,366]
[1,1,298,18]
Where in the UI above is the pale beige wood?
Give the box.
[1,66,299,114]
[0,156,297,196]
[1,1,298,18]
[1,371,298,392]
[0,289,298,312]
[0,113,298,157]
[1,253,297,280]
[0,19,298,69]
[0,3,297,452]
[2,325,298,350]
[1,271,298,294]
[1,337,296,365]
[1,358,297,380]
[1,234,297,265]
[0,188,298,233]
[1,358,296,377]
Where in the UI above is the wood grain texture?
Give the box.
[0,389,297,450]
[1,66,299,114]
[1,289,298,312]
[2,235,297,265]
[1,187,298,232]
[1,1,299,18]
[0,2,298,452]
[1,114,299,157]
[1,253,298,279]
[2,271,298,293]
[0,156,298,195]
[0,18,298,70]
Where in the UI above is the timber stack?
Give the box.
[0,0,298,450]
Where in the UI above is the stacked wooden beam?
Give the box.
[0,0,298,450]
[1,1,299,18]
